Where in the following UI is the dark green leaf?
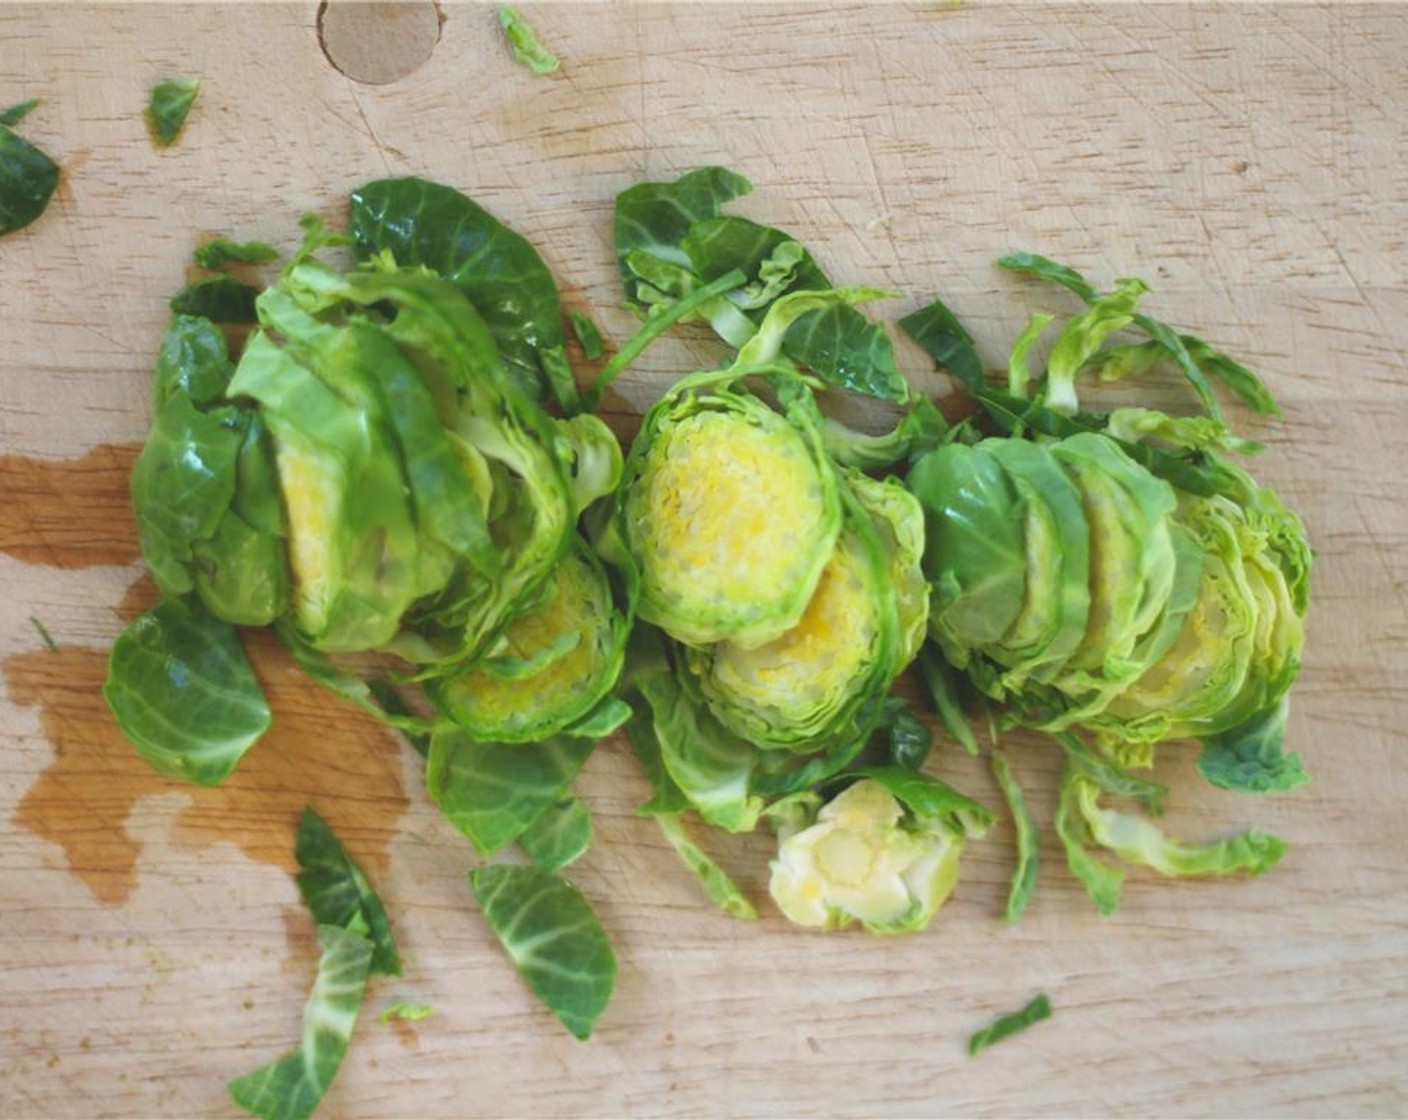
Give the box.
[519,797,593,871]
[968,994,1052,1056]
[227,924,372,1120]
[898,297,984,388]
[0,98,39,127]
[367,680,432,758]
[295,806,401,977]
[0,123,58,238]
[170,275,260,323]
[784,302,907,401]
[104,598,271,787]
[624,694,690,816]
[499,6,560,74]
[426,731,594,855]
[28,615,58,652]
[996,252,1097,301]
[146,78,199,147]
[884,701,933,770]
[990,751,1039,922]
[568,310,603,361]
[155,313,236,406]
[1181,334,1281,417]
[917,647,980,756]
[194,237,279,269]
[470,864,616,1040]
[349,176,575,408]
[1197,700,1309,794]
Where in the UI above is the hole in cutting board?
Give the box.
[318,1,442,85]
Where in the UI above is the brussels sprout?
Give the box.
[768,778,968,933]
[622,371,842,648]
[433,542,628,743]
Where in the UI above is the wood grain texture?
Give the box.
[2,3,1407,1116]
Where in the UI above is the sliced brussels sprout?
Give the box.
[623,373,842,649]
[432,543,628,743]
[847,472,929,666]
[907,441,1028,667]
[768,778,966,933]
[687,510,893,750]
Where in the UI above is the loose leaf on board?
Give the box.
[104,598,271,787]
[170,275,261,323]
[990,751,1039,922]
[227,925,373,1120]
[295,806,401,977]
[0,122,59,238]
[470,864,616,1040]
[195,237,279,268]
[518,796,593,871]
[968,993,1052,1056]
[500,6,561,74]
[146,78,200,146]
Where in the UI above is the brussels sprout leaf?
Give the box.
[104,598,271,787]
[1054,764,1124,914]
[295,806,401,977]
[0,122,58,238]
[427,731,595,855]
[897,296,984,389]
[170,275,260,323]
[854,766,994,837]
[654,814,757,920]
[568,310,603,360]
[1197,700,1310,793]
[968,993,1052,1056]
[227,924,372,1120]
[470,864,616,1040]
[519,797,593,871]
[146,78,199,147]
[500,6,560,75]
[194,237,279,269]
[990,751,1039,922]
[378,1003,433,1024]
[0,98,38,127]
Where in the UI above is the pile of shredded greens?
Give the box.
[92,166,1311,1114]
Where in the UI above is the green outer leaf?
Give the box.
[470,864,616,1040]
[348,177,574,408]
[1054,763,1123,914]
[367,680,432,758]
[426,731,594,855]
[170,275,260,323]
[853,765,995,836]
[146,78,199,146]
[0,98,39,127]
[968,994,1052,1056]
[1197,700,1310,793]
[654,814,757,920]
[499,6,560,74]
[885,701,933,771]
[378,1003,433,1024]
[194,237,279,269]
[990,752,1039,923]
[519,797,593,871]
[918,647,980,757]
[104,598,271,787]
[783,301,908,401]
[568,309,603,361]
[898,296,984,388]
[295,806,401,977]
[623,691,690,816]
[156,313,235,406]
[0,123,59,237]
[227,924,373,1120]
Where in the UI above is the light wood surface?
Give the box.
[3,3,1407,1117]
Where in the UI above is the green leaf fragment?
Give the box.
[227,924,373,1120]
[170,275,260,323]
[500,6,560,74]
[968,993,1052,1056]
[519,797,593,871]
[378,1003,433,1025]
[569,310,603,361]
[654,814,757,920]
[194,237,279,269]
[103,598,271,787]
[470,864,616,1040]
[990,752,1039,923]
[0,98,39,127]
[898,296,984,389]
[28,615,58,652]
[295,806,401,977]
[1197,700,1310,793]
[0,122,59,238]
[147,78,199,147]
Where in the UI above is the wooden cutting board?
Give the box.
[3,4,1406,1116]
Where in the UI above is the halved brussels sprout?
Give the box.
[768,779,966,933]
[848,473,929,666]
[623,373,841,649]
[432,542,628,743]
